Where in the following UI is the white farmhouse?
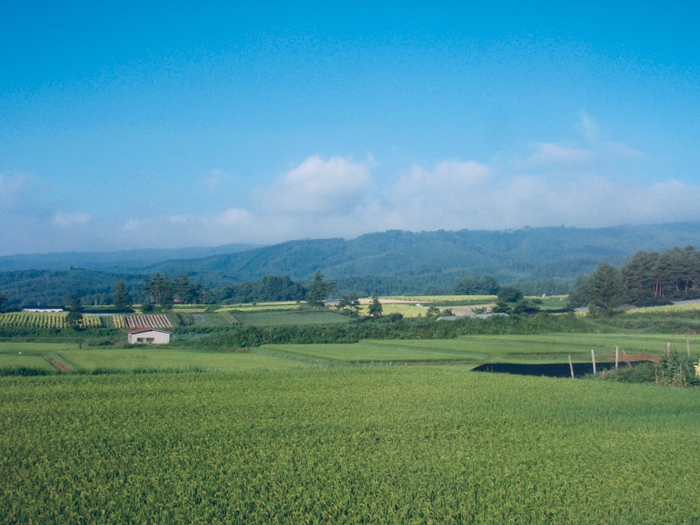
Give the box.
[127,328,171,345]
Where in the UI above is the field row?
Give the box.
[124,314,172,329]
[0,312,102,329]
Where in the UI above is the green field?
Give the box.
[58,348,311,372]
[368,333,700,363]
[2,368,699,523]
[1,333,697,374]
[235,309,348,326]
[0,353,56,371]
[264,343,476,363]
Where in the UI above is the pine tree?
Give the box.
[306,271,336,307]
[368,293,383,318]
[112,280,133,310]
[583,261,624,313]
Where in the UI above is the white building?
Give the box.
[127,328,171,345]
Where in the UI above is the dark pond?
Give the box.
[472,361,651,378]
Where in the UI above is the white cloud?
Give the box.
[1,119,698,255]
[258,155,372,215]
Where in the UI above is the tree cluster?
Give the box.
[453,274,500,295]
[620,246,700,303]
[214,275,306,304]
[570,246,700,312]
[491,286,540,315]
[142,273,207,309]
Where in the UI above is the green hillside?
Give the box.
[2,222,700,305]
[148,223,700,285]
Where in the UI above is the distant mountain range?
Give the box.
[0,243,259,272]
[1,222,700,306]
[145,222,700,285]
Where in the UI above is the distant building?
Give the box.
[22,308,63,312]
[127,329,171,345]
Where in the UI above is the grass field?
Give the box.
[57,348,310,372]
[264,343,476,363]
[2,333,696,374]
[235,309,348,326]
[369,333,700,363]
[358,294,496,304]
[362,303,429,318]
[218,302,302,312]
[1,368,698,523]
[0,353,56,371]
[625,301,700,314]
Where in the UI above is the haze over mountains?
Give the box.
[0,244,259,272]
[1,222,700,307]
[145,223,700,284]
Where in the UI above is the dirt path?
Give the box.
[43,353,75,373]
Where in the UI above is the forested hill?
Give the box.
[146,223,700,285]
[2,222,700,306]
[0,243,259,272]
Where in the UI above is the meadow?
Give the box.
[1,367,698,523]
[366,333,700,363]
[2,332,695,376]
[263,342,475,363]
[0,342,311,373]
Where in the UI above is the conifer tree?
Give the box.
[368,293,383,318]
[112,280,133,310]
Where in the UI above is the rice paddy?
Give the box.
[1,367,698,523]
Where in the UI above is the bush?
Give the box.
[598,363,656,384]
[497,286,523,303]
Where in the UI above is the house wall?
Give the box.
[128,331,171,344]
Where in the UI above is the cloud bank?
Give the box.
[1,118,699,255]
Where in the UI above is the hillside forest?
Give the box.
[0,245,698,311]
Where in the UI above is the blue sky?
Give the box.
[1,1,700,255]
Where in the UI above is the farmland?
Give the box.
[263,342,475,363]
[2,367,699,523]
[234,309,348,326]
[1,332,695,375]
[57,347,311,372]
[0,312,102,329]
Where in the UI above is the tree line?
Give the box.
[571,245,700,312]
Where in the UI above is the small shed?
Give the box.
[127,328,171,345]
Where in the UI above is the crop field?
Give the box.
[170,305,209,313]
[189,312,238,326]
[125,314,173,329]
[0,353,55,372]
[364,303,429,317]
[0,342,312,373]
[1,368,698,523]
[218,302,302,312]
[625,301,700,314]
[235,309,348,326]
[0,312,103,329]
[264,343,475,363]
[264,333,699,365]
[57,348,311,372]
[368,334,700,363]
